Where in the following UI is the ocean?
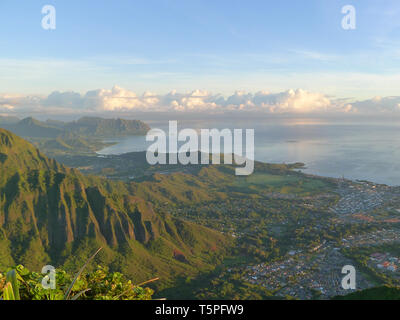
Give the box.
[98,118,400,186]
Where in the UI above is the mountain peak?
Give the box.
[19,117,40,125]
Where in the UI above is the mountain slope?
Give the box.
[0,116,150,139]
[33,132,112,156]
[63,117,150,137]
[0,129,231,287]
[0,117,64,138]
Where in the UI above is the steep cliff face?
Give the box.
[0,129,230,285]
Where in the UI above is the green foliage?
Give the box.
[5,269,20,300]
[195,271,277,300]
[333,285,400,300]
[233,172,332,196]
[158,269,280,300]
[0,265,154,300]
[2,282,16,300]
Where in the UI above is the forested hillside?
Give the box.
[0,129,231,289]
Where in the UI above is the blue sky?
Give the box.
[1,0,400,100]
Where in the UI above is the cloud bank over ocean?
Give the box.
[1,86,400,115]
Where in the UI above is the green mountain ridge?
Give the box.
[7,117,63,138]
[0,116,150,138]
[0,129,231,288]
[64,116,150,137]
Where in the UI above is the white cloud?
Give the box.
[345,96,400,113]
[0,104,14,110]
[3,86,400,115]
[0,94,43,111]
[83,86,145,111]
[43,91,83,108]
[245,89,332,113]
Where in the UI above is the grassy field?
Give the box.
[232,173,331,196]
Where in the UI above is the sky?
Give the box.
[1,0,400,115]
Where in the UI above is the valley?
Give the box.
[44,142,400,299]
[1,121,400,300]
